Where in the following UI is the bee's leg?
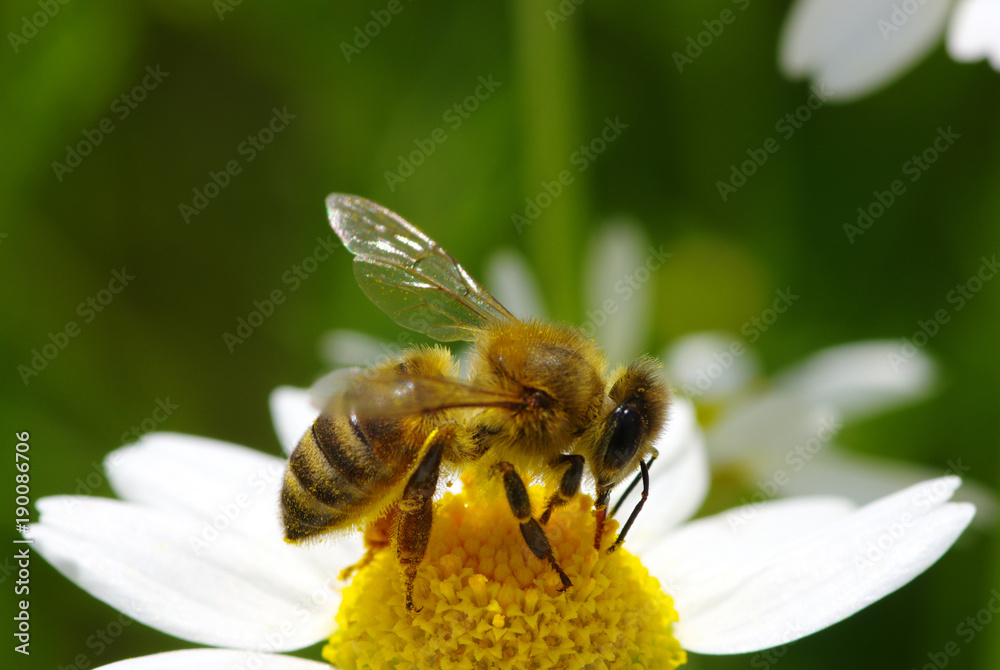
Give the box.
[609,451,659,519]
[495,461,573,591]
[539,454,584,525]
[596,450,659,550]
[397,435,445,612]
[593,487,611,550]
[339,508,398,580]
[607,458,650,554]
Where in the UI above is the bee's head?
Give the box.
[582,356,669,509]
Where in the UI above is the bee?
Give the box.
[280,194,669,611]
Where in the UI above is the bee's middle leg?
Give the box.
[495,461,573,591]
[397,434,445,612]
[539,454,584,525]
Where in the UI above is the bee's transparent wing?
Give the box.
[311,368,525,418]
[327,194,518,342]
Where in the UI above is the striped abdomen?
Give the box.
[281,413,414,541]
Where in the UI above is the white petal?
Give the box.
[584,220,652,365]
[615,397,710,555]
[104,432,363,565]
[484,248,546,320]
[654,477,974,654]
[771,340,936,421]
[95,649,332,670]
[319,329,394,367]
[106,433,289,540]
[31,496,354,651]
[644,495,857,596]
[781,447,997,526]
[779,0,952,101]
[663,332,759,401]
[948,0,1000,69]
[270,386,321,455]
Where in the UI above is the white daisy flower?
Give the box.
[779,0,1000,102]
[31,388,974,669]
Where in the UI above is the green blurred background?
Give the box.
[2,1,998,669]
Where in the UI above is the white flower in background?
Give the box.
[30,387,975,669]
[780,0,1000,101]
[665,332,995,521]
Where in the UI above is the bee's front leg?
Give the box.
[495,461,573,591]
[397,433,446,613]
[607,457,651,554]
[539,454,584,525]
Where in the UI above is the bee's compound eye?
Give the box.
[604,404,643,471]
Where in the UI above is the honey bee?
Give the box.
[281,194,669,611]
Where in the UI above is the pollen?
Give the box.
[324,472,686,670]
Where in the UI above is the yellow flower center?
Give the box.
[324,472,686,670]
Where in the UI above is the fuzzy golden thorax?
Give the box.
[467,320,608,462]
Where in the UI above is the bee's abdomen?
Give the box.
[281,414,403,541]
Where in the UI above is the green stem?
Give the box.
[510,0,587,322]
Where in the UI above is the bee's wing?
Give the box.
[312,367,527,418]
[327,194,518,342]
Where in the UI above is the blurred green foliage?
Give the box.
[1,1,997,669]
